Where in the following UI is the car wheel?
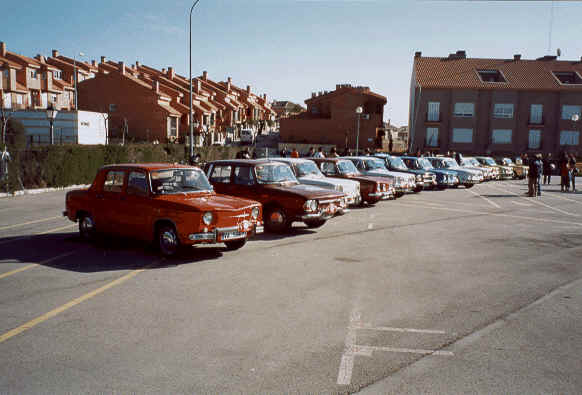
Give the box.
[395,191,404,198]
[464,183,474,189]
[413,186,423,193]
[157,225,180,257]
[78,214,96,241]
[305,219,326,229]
[224,239,247,251]
[265,206,290,233]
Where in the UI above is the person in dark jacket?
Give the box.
[569,153,577,192]
[528,154,543,197]
[559,152,570,192]
[542,153,553,185]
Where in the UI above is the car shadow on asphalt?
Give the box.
[253,227,317,241]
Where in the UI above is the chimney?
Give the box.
[118,61,125,75]
[202,71,208,80]
[0,42,6,57]
[167,66,175,79]
[135,60,140,68]
[153,79,159,93]
[100,56,106,64]
[35,54,46,63]
[456,50,466,59]
[414,51,422,58]
[246,85,251,94]
[162,68,166,74]
[91,60,97,67]
[311,92,316,98]
[513,54,521,61]
[52,49,59,58]
[227,76,232,91]
[196,80,201,93]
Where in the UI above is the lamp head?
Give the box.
[572,114,580,122]
[46,107,58,120]
[355,106,363,114]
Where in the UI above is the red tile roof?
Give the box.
[0,56,22,69]
[414,56,582,91]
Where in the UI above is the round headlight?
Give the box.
[251,207,259,219]
[304,199,318,212]
[202,211,213,225]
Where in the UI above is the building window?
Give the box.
[530,104,543,124]
[109,103,117,112]
[477,69,507,83]
[15,95,22,105]
[492,129,512,144]
[53,70,62,80]
[493,103,514,119]
[528,130,542,149]
[427,102,440,121]
[311,106,319,115]
[29,70,38,79]
[50,94,57,102]
[203,114,209,125]
[2,93,11,109]
[210,113,215,125]
[2,69,8,78]
[453,102,474,117]
[559,131,580,146]
[169,117,177,137]
[103,171,125,193]
[561,105,581,120]
[552,71,582,85]
[452,128,473,143]
[426,127,438,147]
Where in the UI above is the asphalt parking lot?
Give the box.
[1,179,581,393]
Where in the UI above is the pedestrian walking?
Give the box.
[559,152,570,192]
[542,153,552,185]
[569,153,577,192]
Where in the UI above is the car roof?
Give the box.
[341,156,383,161]
[272,157,314,164]
[101,163,195,171]
[209,159,285,166]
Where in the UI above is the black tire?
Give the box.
[78,213,96,241]
[305,219,326,229]
[464,183,474,189]
[224,238,247,251]
[264,206,290,233]
[413,186,423,193]
[395,191,404,198]
[157,225,180,257]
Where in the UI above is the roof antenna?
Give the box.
[547,0,554,54]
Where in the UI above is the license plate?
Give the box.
[221,231,246,241]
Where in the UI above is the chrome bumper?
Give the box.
[187,223,263,242]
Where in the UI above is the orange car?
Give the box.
[64,163,263,256]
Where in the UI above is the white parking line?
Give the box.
[350,323,446,334]
[355,345,454,357]
[465,188,501,209]
[512,201,532,207]
[337,310,360,385]
[0,216,61,231]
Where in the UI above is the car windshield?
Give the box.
[389,157,408,170]
[417,158,434,170]
[296,161,323,177]
[151,168,212,194]
[255,163,297,184]
[441,158,460,168]
[365,159,386,170]
[514,158,523,165]
[502,158,513,165]
[463,158,480,167]
[337,160,359,174]
[481,157,497,166]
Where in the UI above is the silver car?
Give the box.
[344,156,417,197]
[426,157,483,188]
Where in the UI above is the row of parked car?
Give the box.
[63,154,524,257]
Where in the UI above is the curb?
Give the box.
[0,184,90,199]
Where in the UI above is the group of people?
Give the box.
[282,146,375,159]
[527,152,578,197]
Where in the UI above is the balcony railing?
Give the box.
[425,112,441,123]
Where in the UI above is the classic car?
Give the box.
[475,156,514,179]
[460,157,496,181]
[272,157,361,208]
[311,157,394,204]
[205,159,347,232]
[497,157,528,179]
[63,163,263,257]
[374,153,437,191]
[426,157,483,188]
[401,156,459,189]
[343,156,416,197]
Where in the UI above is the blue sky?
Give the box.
[3,0,582,125]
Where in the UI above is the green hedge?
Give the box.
[2,144,248,192]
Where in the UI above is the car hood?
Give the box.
[155,192,259,212]
[299,174,359,193]
[263,183,345,200]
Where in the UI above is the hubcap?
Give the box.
[160,230,178,253]
[270,211,284,224]
[81,217,94,234]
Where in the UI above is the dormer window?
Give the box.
[477,69,507,83]
[552,71,582,85]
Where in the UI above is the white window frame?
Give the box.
[493,103,514,119]
[426,127,438,147]
[453,102,474,117]
[530,104,543,124]
[528,129,542,149]
[559,130,580,146]
[15,95,22,105]
[492,129,512,144]
[427,102,440,121]
[561,105,581,120]
[452,128,473,143]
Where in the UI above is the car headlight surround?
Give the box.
[304,199,318,212]
[251,206,259,219]
[202,211,213,225]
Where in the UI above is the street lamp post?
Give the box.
[355,106,363,154]
[46,107,58,145]
[189,0,201,159]
[73,52,85,110]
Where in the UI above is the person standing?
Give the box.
[569,153,577,192]
[527,154,538,197]
[290,148,299,158]
[542,153,552,185]
[329,147,340,158]
[306,147,315,157]
[559,152,570,192]
[534,154,543,197]
[313,147,325,158]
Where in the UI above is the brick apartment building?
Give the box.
[280,84,387,151]
[409,50,582,155]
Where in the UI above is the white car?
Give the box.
[273,158,361,208]
[344,156,416,197]
[240,129,254,145]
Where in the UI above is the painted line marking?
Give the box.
[0,262,157,344]
[350,324,446,334]
[482,183,580,217]
[0,216,61,231]
[465,188,501,209]
[390,202,582,227]
[0,224,76,246]
[337,310,360,385]
[512,201,532,207]
[0,251,79,280]
[367,223,374,230]
[354,345,454,357]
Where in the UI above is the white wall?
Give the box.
[77,111,107,144]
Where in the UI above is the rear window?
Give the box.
[103,170,125,193]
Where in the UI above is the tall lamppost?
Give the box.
[189,0,201,159]
[46,107,58,145]
[355,106,363,154]
[73,52,85,110]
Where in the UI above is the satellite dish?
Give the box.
[557,48,561,57]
